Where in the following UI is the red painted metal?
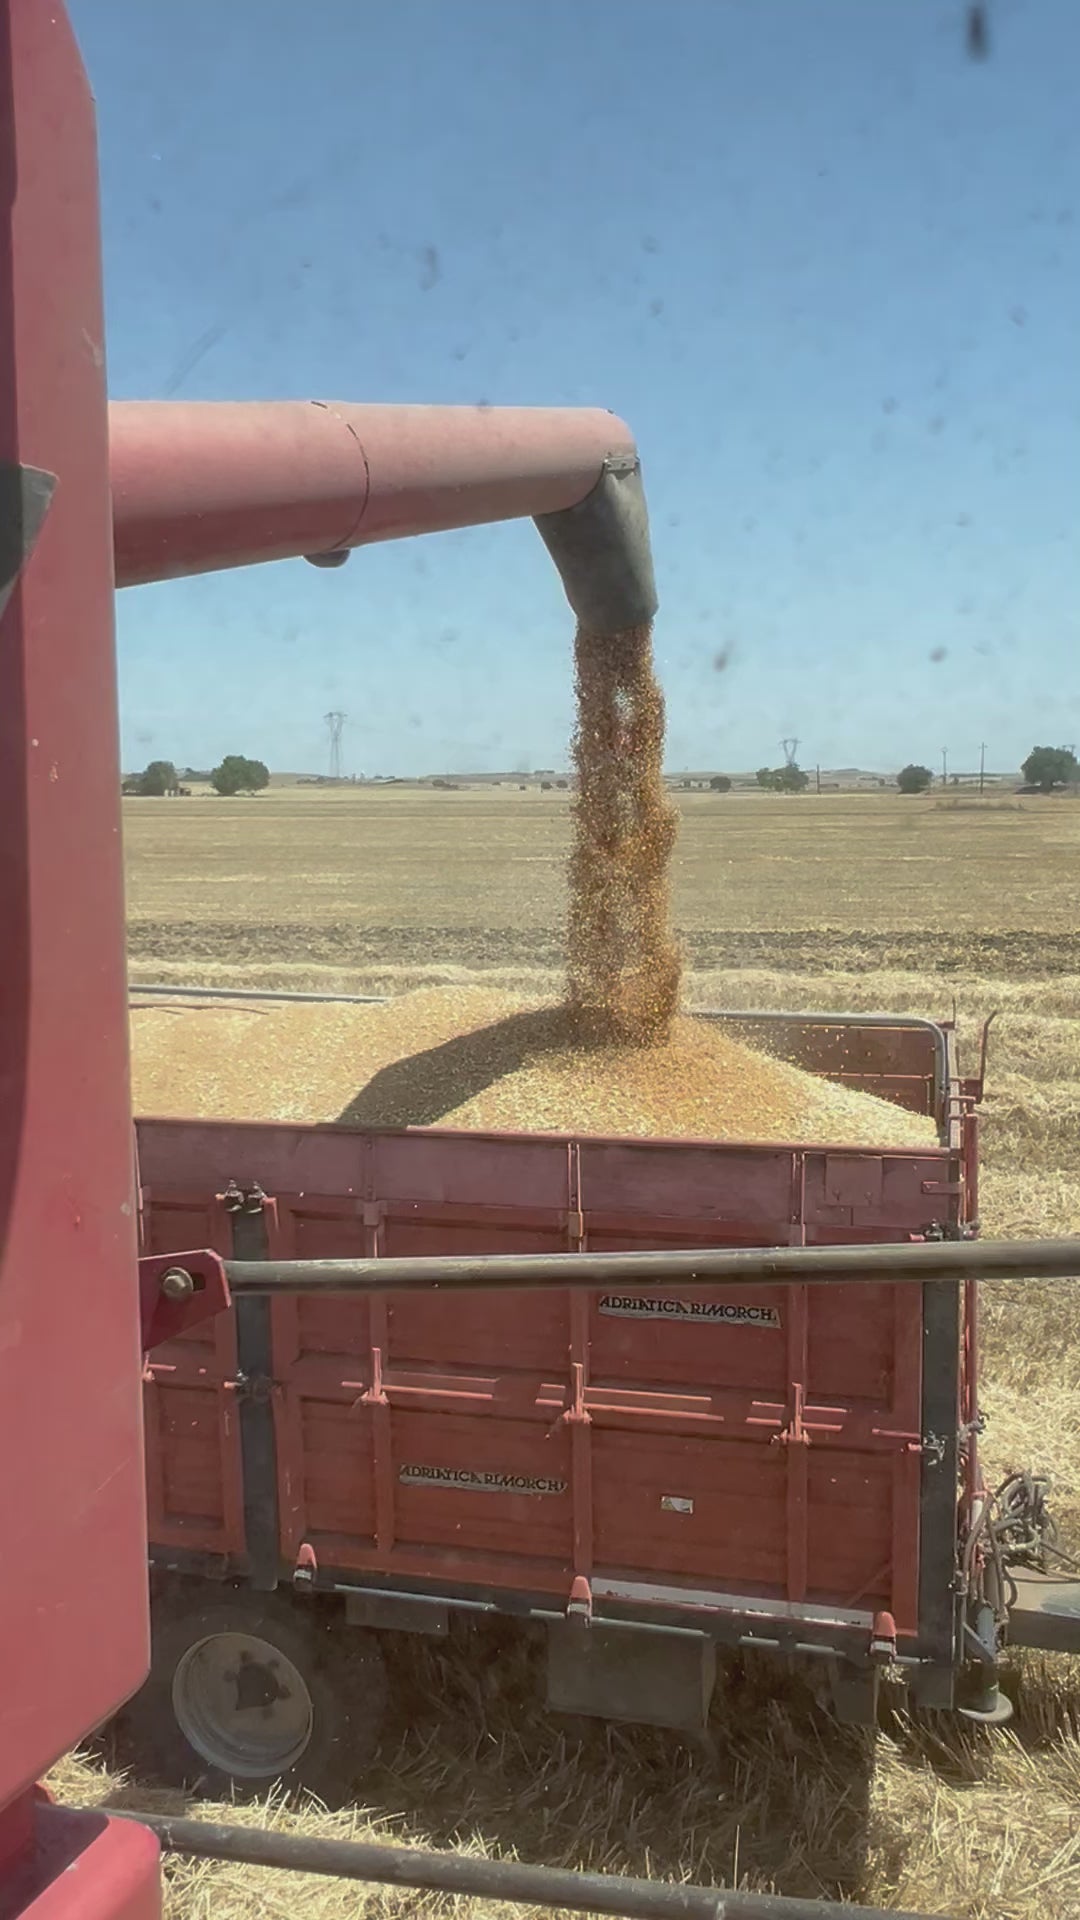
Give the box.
[139,1190,246,1559]
[138,1248,230,1350]
[138,1019,974,1646]
[110,400,638,586]
[1,1802,160,1920]
[0,0,147,1836]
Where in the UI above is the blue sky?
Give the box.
[74,0,1078,778]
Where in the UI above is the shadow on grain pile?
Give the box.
[335,1007,572,1129]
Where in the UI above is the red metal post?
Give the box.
[0,0,148,1792]
[0,0,159,1912]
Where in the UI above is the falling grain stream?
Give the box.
[566,622,681,1046]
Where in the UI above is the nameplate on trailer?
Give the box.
[599,1294,781,1328]
[399,1464,568,1496]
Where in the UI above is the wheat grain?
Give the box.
[566,623,681,1045]
[129,985,933,1147]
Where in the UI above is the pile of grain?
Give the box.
[129,985,934,1147]
[566,623,681,1044]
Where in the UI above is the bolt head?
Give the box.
[161,1267,195,1301]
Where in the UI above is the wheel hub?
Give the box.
[172,1629,315,1778]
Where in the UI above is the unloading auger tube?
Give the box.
[109,399,657,633]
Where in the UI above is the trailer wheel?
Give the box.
[122,1588,387,1800]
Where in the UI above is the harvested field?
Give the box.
[129,985,935,1145]
[123,787,1080,987]
[55,786,1080,1918]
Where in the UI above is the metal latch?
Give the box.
[871,1425,923,1455]
[772,1382,809,1448]
[224,1371,275,1406]
[557,1362,591,1430]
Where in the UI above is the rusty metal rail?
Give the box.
[128,1811,949,1920]
[220,1236,1080,1297]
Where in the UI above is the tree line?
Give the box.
[124,756,270,797]
[699,747,1080,797]
[896,747,1079,794]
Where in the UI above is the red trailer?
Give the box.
[117,1001,1071,1796]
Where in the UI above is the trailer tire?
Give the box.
[120,1587,387,1801]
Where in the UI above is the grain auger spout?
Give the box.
[108,400,658,632]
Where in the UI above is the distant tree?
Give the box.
[138,759,178,797]
[774,763,809,793]
[897,763,934,794]
[211,754,270,796]
[756,764,808,793]
[710,775,732,792]
[1021,745,1079,793]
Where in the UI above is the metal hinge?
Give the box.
[772,1382,810,1448]
[358,1344,388,1408]
[557,1362,591,1429]
[922,1218,968,1242]
[221,1178,277,1224]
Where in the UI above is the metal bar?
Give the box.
[918,1280,963,1688]
[228,1190,281,1592]
[221,1237,1080,1297]
[129,983,386,1006]
[128,1812,947,1920]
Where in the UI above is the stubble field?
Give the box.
[63,785,1080,1919]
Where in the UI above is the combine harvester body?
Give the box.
[1,5,1076,1920]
